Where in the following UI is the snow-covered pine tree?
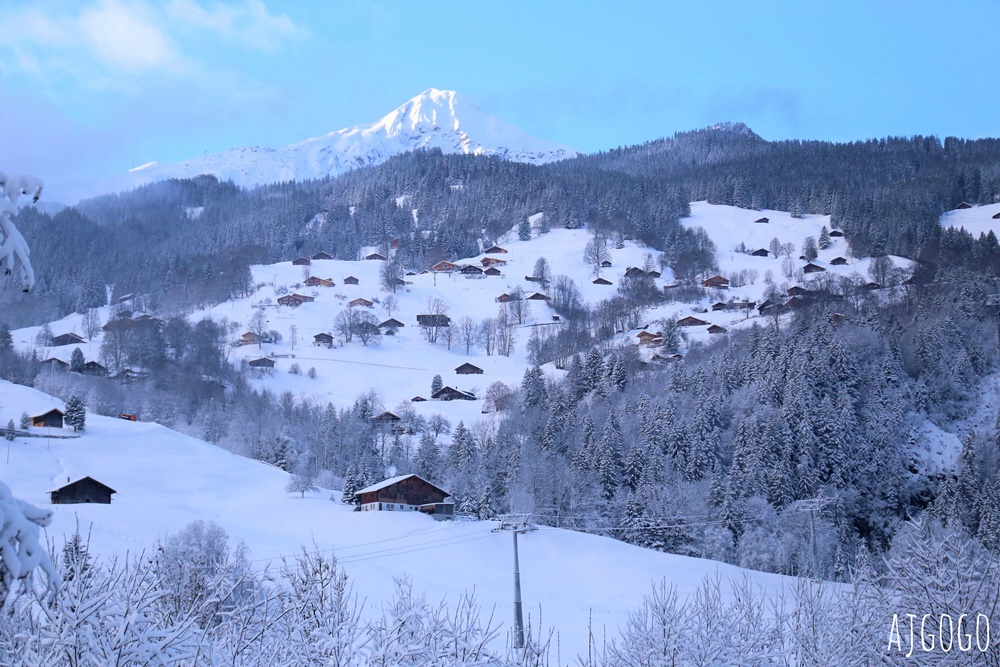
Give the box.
[19,411,29,430]
[65,396,86,432]
[5,419,13,441]
[69,347,85,373]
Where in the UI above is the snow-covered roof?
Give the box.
[354,473,449,497]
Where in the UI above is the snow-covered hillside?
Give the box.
[0,379,791,658]
[65,89,577,203]
[940,202,1000,237]
[14,202,913,427]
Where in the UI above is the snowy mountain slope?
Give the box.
[940,202,1000,237]
[65,89,577,202]
[13,202,913,428]
[0,379,792,658]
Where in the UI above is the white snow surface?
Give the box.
[0,379,793,658]
[65,89,577,203]
[940,202,1000,238]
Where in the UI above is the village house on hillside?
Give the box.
[433,261,459,272]
[701,275,730,289]
[31,408,65,428]
[277,294,304,307]
[483,245,508,254]
[312,251,333,260]
[305,276,334,287]
[313,332,334,347]
[355,474,453,519]
[379,318,405,329]
[365,252,387,261]
[248,358,275,369]
[240,331,259,346]
[50,477,116,505]
[755,216,770,224]
[349,298,374,308]
[593,277,613,285]
[292,257,311,266]
[432,386,475,401]
[51,332,86,346]
[484,266,502,276]
[636,331,663,346]
[343,276,360,285]
[455,362,484,375]
[677,316,710,327]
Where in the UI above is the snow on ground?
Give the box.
[0,379,793,658]
[13,202,914,425]
[940,202,1000,238]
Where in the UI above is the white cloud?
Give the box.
[167,0,304,50]
[77,0,181,73]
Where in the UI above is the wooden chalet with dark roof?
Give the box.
[312,251,333,260]
[291,294,315,302]
[31,408,65,428]
[755,216,769,223]
[240,331,259,346]
[80,361,108,376]
[313,332,334,347]
[455,362,484,375]
[526,292,550,301]
[593,277,612,285]
[277,294,305,307]
[355,474,453,519]
[483,245,508,254]
[677,316,710,327]
[829,229,845,237]
[708,324,728,334]
[432,386,475,401]
[460,264,483,275]
[751,248,770,257]
[343,276,360,285]
[624,266,646,278]
[600,259,612,268]
[484,266,502,276]
[701,275,730,289]
[372,411,401,424]
[956,202,973,209]
[41,358,69,372]
[496,293,516,303]
[830,256,848,266]
[379,318,405,329]
[292,257,311,266]
[305,276,334,287]
[50,477,116,505]
[248,357,275,369]
[432,260,459,272]
[803,262,826,274]
[411,396,426,402]
[51,332,86,347]
[636,331,663,346]
[786,285,811,297]
[480,257,507,267]
[994,212,1000,220]
[348,298,374,308]
[365,252,387,261]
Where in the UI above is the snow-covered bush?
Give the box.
[0,479,60,609]
[0,172,43,292]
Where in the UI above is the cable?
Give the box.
[278,356,427,371]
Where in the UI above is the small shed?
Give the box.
[51,333,86,347]
[830,256,848,266]
[755,217,770,224]
[411,396,427,402]
[600,260,612,268]
[379,318,405,329]
[50,476,116,505]
[292,257,311,266]
[313,333,334,347]
[993,212,1000,220]
[460,265,483,275]
[80,361,108,376]
[483,245,508,254]
[526,292,550,301]
[624,267,646,278]
[956,202,973,210]
[751,248,770,257]
[829,230,845,237]
[803,262,826,273]
[708,324,728,334]
[593,277,613,285]
[372,411,401,424]
[455,362,484,375]
[365,253,387,261]
[786,286,811,297]
[41,358,69,371]
[433,261,459,272]
[32,408,65,428]
[312,252,334,260]
[496,293,515,303]
[344,276,360,285]
[355,474,453,519]
[248,358,276,369]
[484,267,502,276]
[349,298,374,308]
[305,276,334,287]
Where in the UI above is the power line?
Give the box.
[276,356,427,371]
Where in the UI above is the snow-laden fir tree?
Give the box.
[5,419,13,442]
[64,396,86,432]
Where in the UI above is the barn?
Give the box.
[593,277,613,285]
[455,362,484,375]
[51,332,86,346]
[50,477,116,505]
[344,276,360,285]
[677,316,710,327]
[432,386,475,401]
[312,252,334,260]
[355,474,453,519]
[31,408,65,428]
[313,333,334,347]
[292,257,311,266]
[248,358,275,369]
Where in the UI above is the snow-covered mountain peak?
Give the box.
[66,89,576,202]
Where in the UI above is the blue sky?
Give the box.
[1,0,998,192]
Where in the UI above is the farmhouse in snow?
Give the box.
[31,408,65,428]
[50,477,116,505]
[356,474,453,519]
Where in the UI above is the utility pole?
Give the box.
[494,514,536,649]
[797,497,832,579]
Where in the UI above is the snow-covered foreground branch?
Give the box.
[0,479,60,609]
[0,172,43,292]
[0,517,997,665]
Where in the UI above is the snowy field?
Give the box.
[940,202,1000,238]
[0,379,793,659]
